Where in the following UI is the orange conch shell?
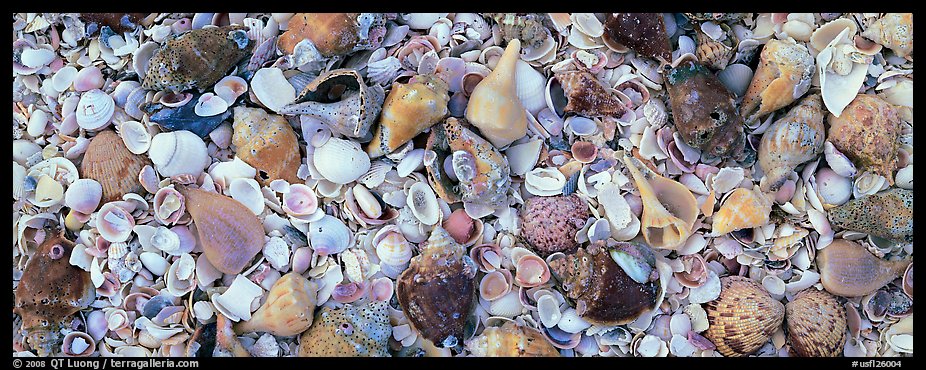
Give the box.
[231,107,301,185]
[177,185,264,275]
[465,321,560,357]
[367,74,450,158]
[711,185,773,236]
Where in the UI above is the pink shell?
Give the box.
[62,331,95,357]
[470,243,503,273]
[172,225,198,254]
[86,237,110,258]
[370,277,394,302]
[171,18,192,34]
[674,254,709,288]
[138,165,161,194]
[515,254,551,288]
[480,269,513,301]
[86,310,108,341]
[159,92,194,108]
[73,66,105,92]
[153,186,186,225]
[96,271,121,297]
[282,184,319,217]
[332,282,368,304]
[291,247,312,275]
[774,180,797,204]
[96,202,136,242]
[443,208,475,244]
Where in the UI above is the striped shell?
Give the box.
[704,276,785,357]
[80,130,152,202]
[465,321,560,357]
[785,289,846,357]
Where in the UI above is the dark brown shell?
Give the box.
[785,289,847,357]
[555,70,628,118]
[396,226,477,348]
[548,242,660,326]
[704,276,785,357]
[828,188,912,244]
[14,230,95,356]
[80,130,151,203]
[142,25,251,92]
[425,117,511,207]
[519,194,589,256]
[79,13,149,33]
[827,94,902,185]
[666,60,745,159]
[603,13,672,62]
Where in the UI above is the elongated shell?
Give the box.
[816,239,911,298]
[711,186,773,236]
[177,185,264,274]
[81,130,152,202]
[232,107,301,185]
[366,74,449,157]
[622,155,697,250]
[758,93,825,192]
[465,38,527,148]
[235,272,318,336]
[785,289,846,357]
[704,276,784,357]
[313,137,371,184]
[280,69,385,140]
[466,321,560,357]
[828,188,912,243]
[741,38,814,122]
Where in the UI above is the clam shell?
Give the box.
[51,65,78,92]
[76,89,115,131]
[81,130,152,203]
[118,120,151,155]
[62,331,95,357]
[785,289,846,357]
[489,291,524,317]
[148,131,210,178]
[73,66,104,92]
[407,182,440,226]
[308,215,351,255]
[228,178,265,215]
[704,276,785,357]
[480,270,512,301]
[193,93,229,117]
[374,227,413,266]
[816,239,911,298]
[515,60,548,116]
[96,202,135,242]
[64,179,103,215]
[313,137,371,184]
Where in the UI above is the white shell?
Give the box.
[313,138,371,184]
[228,178,265,215]
[571,13,604,38]
[717,64,754,97]
[73,66,105,92]
[853,172,886,199]
[488,291,523,317]
[251,68,296,113]
[65,178,103,214]
[557,307,592,333]
[374,228,413,266]
[515,60,548,116]
[26,109,49,138]
[123,86,148,120]
[62,331,95,357]
[262,236,291,270]
[214,75,248,104]
[402,13,448,29]
[13,139,42,166]
[150,226,181,254]
[813,167,852,206]
[13,162,26,201]
[525,167,567,196]
[149,131,210,178]
[537,294,562,328]
[352,184,382,219]
[212,274,263,322]
[51,65,78,92]
[818,27,869,117]
[193,93,229,117]
[505,139,543,177]
[139,251,170,276]
[97,202,135,242]
[823,141,857,177]
[165,253,196,297]
[564,116,598,136]
[209,156,257,189]
[119,120,151,154]
[20,47,55,68]
[598,183,632,230]
[407,182,440,226]
[396,149,425,178]
[895,165,913,190]
[132,41,159,82]
[309,215,352,255]
[76,89,115,131]
[687,270,721,304]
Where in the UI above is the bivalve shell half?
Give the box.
[785,289,846,357]
[313,137,371,184]
[64,179,103,215]
[76,89,115,131]
[81,130,152,203]
[119,120,152,155]
[148,130,210,178]
[704,276,785,357]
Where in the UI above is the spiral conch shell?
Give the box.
[816,239,911,298]
[298,301,391,357]
[366,74,450,158]
[142,25,252,92]
[741,38,815,122]
[711,185,773,236]
[758,93,825,192]
[278,13,387,57]
[231,107,301,185]
[861,13,913,58]
[622,155,698,251]
[828,188,913,244]
[280,69,386,140]
[785,289,847,357]
[396,226,477,348]
[235,272,318,336]
[826,94,902,184]
[425,117,511,208]
[555,70,628,118]
[177,185,264,275]
[465,38,528,148]
[466,321,560,357]
[703,276,785,357]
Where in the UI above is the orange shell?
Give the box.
[741,38,814,122]
[231,107,302,185]
[465,321,560,357]
[711,186,773,236]
[278,13,374,57]
[80,130,152,202]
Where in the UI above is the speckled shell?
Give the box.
[486,13,550,50]
[282,69,385,140]
[758,93,825,192]
[298,301,391,357]
[177,185,264,275]
[603,13,672,61]
[785,289,846,357]
[80,130,152,203]
[519,194,589,256]
[425,117,511,207]
[396,226,477,348]
[548,242,661,326]
[466,321,560,357]
[234,272,318,336]
[827,94,902,184]
[278,13,386,56]
[14,230,95,357]
[861,13,913,58]
[695,26,735,70]
[816,239,911,298]
[231,107,301,185]
[367,74,449,158]
[142,25,252,93]
[741,38,815,122]
[704,276,785,357]
[711,186,773,236]
[828,188,912,244]
[555,70,627,118]
[666,60,745,159]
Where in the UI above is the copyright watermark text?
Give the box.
[13,358,199,370]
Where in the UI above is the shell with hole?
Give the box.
[142,25,252,93]
[785,288,846,357]
[816,239,911,298]
[622,155,698,251]
[278,13,387,57]
[826,94,902,185]
[279,69,385,141]
[603,13,672,62]
[298,301,391,357]
[758,93,825,192]
[231,107,301,185]
[711,185,773,236]
[81,130,152,202]
[235,272,318,336]
[425,117,511,208]
[703,276,785,357]
[366,74,449,158]
[741,38,814,123]
[465,321,560,357]
[465,38,527,148]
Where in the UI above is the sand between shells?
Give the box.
[12,12,913,357]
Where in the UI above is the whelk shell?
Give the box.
[623,155,697,251]
[232,107,302,185]
[465,38,528,148]
[741,38,814,123]
[366,73,449,157]
[711,186,773,236]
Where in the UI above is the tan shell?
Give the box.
[231,107,301,185]
[425,117,511,208]
[828,188,912,243]
[298,301,391,357]
[80,130,152,202]
[142,25,251,93]
[278,13,385,57]
[465,321,560,357]
[826,94,902,185]
[704,276,785,357]
[281,68,386,140]
[785,289,846,357]
[623,155,698,251]
[758,93,826,192]
[816,239,910,298]
[367,74,449,158]
[861,13,913,58]
[741,38,815,122]
[555,70,628,118]
[712,186,773,236]
[465,38,528,148]
[234,272,318,336]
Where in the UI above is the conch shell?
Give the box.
[704,276,785,357]
[665,59,745,159]
[466,321,560,357]
[827,188,913,244]
[826,94,902,184]
[298,301,391,357]
[278,13,387,57]
[758,93,825,192]
[366,74,450,158]
[711,185,773,236]
[785,288,847,357]
[142,25,251,92]
[396,226,477,348]
[232,107,301,185]
[234,273,318,336]
[622,155,698,251]
[741,38,815,122]
[816,239,911,298]
[425,117,511,208]
[279,68,385,140]
[177,185,264,275]
[861,13,913,58]
[465,38,528,148]
[554,70,628,118]
[603,13,672,61]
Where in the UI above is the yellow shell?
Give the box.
[465,39,527,148]
[234,272,318,336]
[232,107,302,185]
[704,276,785,357]
[816,239,910,298]
[785,288,846,357]
[80,130,151,203]
[366,74,450,158]
[861,13,913,58]
[711,185,773,236]
[465,321,560,357]
[622,155,698,250]
[741,38,814,122]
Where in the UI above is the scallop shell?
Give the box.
[235,272,318,336]
[785,289,846,357]
[623,155,698,250]
[465,39,528,148]
[313,137,371,184]
[716,64,754,98]
[816,239,911,298]
[76,89,115,131]
[703,276,785,357]
[81,130,152,203]
[741,38,814,122]
[466,321,560,357]
[366,74,449,158]
[73,66,105,92]
[231,107,301,185]
[515,59,548,116]
[177,185,264,275]
[148,130,210,178]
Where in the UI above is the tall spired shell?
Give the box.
[177,185,264,275]
[396,226,477,348]
[704,276,785,357]
[758,93,826,192]
[666,60,745,159]
[785,289,846,357]
[466,321,560,357]
[465,38,528,148]
[827,188,913,244]
[425,117,511,208]
[622,155,698,250]
[80,130,152,202]
[298,301,391,357]
[603,13,672,61]
[826,94,902,184]
[366,74,449,158]
[816,239,911,298]
[231,107,301,185]
[14,230,95,356]
[142,25,252,93]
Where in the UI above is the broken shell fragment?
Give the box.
[554,70,627,118]
[826,94,902,184]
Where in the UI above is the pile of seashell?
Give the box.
[12,12,912,358]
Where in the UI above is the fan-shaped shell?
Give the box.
[76,89,115,131]
[177,185,264,275]
[64,178,103,215]
[785,289,846,357]
[308,215,352,255]
[703,276,785,357]
[313,137,371,184]
[81,130,152,203]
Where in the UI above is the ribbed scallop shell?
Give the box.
[466,321,560,357]
[80,130,152,203]
[785,289,846,357]
[704,276,785,357]
[231,107,301,185]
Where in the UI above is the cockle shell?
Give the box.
[603,13,672,62]
[153,186,185,225]
[549,242,661,326]
[520,194,589,256]
[119,120,152,155]
[235,273,318,336]
[861,13,913,58]
[465,38,528,148]
[14,230,95,357]
[309,215,352,255]
[665,60,745,159]
[466,321,560,357]
[374,226,413,266]
[280,68,386,140]
[75,89,115,131]
[367,74,449,157]
[741,38,814,122]
[816,239,910,298]
[298,301,391,357]
[758,93,825,192]
[554,70,627,118]
[829,188,912,244]
[826,94,902,184]
[231,107,301,185]
[313,137,371,185]
[425,117,511,208]
[142,25,252,92]
[279,13,386,57]
[703,276,785,357]
[785,289,846,357]
[396,226,477,348]
[148,130,210,178]
[177,185,264,274]
[716,63,754,98]
[64,178,103,215]
[711,186,773,236]
[623,155,698,251]
[81,130,152,202]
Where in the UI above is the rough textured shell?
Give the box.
[81,130,152,203]
[177,185,265,274]
[827,94,902,184]
[232,107,301,185]
[703,276,785,357]
[603,13,672,61]
[142,25,252,92]
[520,194,589,256]
[366,74,449,157]
[278,13,386,57]
[313,137,371,184]
[283,69,386,141]
[828,188,912,243]
[741,38,814,122]
[466,321,560,357]
[758,93,825,192]
[298,301,391,357]
[555,70,627,118]
[861,13,913,58]
[816,239,911,298]
[785,289,846,357]
[666,60,745,159]
[425,117,511,208]
[235,272,318,336]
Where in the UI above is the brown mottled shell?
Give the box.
[486,13,550,50]
[298,301,391,357]
[741,38,814,122]
[278,13,385,57]
[603,13,672,61]
[14,230,95,356]
[79,13,149,33]
[694,25,735,70]
[231,107,301,185]
[367,74,450,158]
[142,25,251,93]
[666,60,745,159]
[425,117,511,207]
[548,243,660,326]
[828,188,912,244]
[80,130,152,203]
[758,93,825,192]
[396,226,477,348]
[827,94,902,184]
[519,194,589,256]
[785,289,846,357]
[465,321,560,357]
[704,275,785,357]
[555,70,627,118]
[816,239,911,298]
[176,185,264,275]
